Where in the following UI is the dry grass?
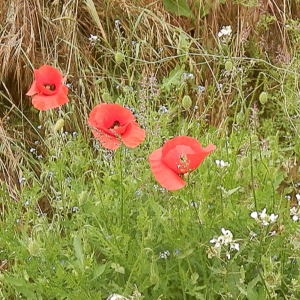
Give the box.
[0,0,296,108]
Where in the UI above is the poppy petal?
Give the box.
[31,90,69,111]
[149,148,186,191]
[162,136,216,173]
[187,143,216,170]
[121,122,146,148]
[26,80,39,96]
[91,129,121,150]
[88,103,135,130]
[35,65,63,85]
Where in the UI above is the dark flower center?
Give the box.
[177,154,190,173]
[109,121,120,130]
[44,84,56,91]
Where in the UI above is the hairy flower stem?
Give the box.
[117,147,124,226]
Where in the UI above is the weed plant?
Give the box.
[0,0,300,299]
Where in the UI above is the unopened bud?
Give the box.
[182,95,192,109]
[53,118,64,132]
[102,91,112,102]
[259,91,268,105]
[224,60,233,71]
[114,51,125,64]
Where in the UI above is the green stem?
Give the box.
[249,134,258,210]
[117,147,124,226]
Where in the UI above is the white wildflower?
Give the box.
[159,250,170,259]
[218,25,232,38]
[107,294,128,300]
[208,228,240,260]
[215,159,230,168]
[88,34,99,45]
[290,206,300,222]
[197,85,206,94]
[250,208,278,226]
[250,211,258,219]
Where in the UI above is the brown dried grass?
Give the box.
[0,0,297,112]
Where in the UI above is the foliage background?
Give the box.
[0,0,300,299]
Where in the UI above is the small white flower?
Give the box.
[269,213,278,223]
[260,208,267,219]
[250,211,258,219]
[88,34,99,45]
[290,206,300,222]
[197,85,205,94]
[218,25,232,38]
[226,252,231,260]
[209,228,239,259]
[251,208,278,226]
[107,294,128,300]
[159,250,170,259]
[158,105,168,114]
[230,243,240,251]
[215,159,230,168]
[18,177,26,184]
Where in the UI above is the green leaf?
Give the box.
[73,234,84,269]
[111,262,125,274]
[92,264,106,280]
[161,65,185,92]
[163,0,193,18]
[176,248,194,259]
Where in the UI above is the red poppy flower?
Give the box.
[149,136,216,191]
[26,65,69,111]
[88,103,146,150]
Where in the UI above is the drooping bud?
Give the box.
[259,91,268,105]
[224,60,233,71]
[114,51,125,64]
[182,95,192,110]
[53,118,65,132]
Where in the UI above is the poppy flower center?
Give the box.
[44,84,56,91]
[177,154,190,174]
[109,120,120,130]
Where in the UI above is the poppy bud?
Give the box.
[53,118,65,132]
[114,51,125,64]
[182,95,192,110]
[259,91,268,105]
[102,91,112,102]
[28,239,41,256]
[224,60,233,71]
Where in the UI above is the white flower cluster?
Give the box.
[250,208,278,226]
[218,25,232,38]
[88,34,99,45]
[289,193,300,221]
[215,159,230,168]
[208,228,240,260]
[107,294,128,300]
[159,250,170,259]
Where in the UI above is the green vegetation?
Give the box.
[0,0,300,299]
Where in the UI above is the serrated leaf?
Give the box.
[163,0,193,18]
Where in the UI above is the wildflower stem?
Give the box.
[249,134,257,210]
[118,147,124,226]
